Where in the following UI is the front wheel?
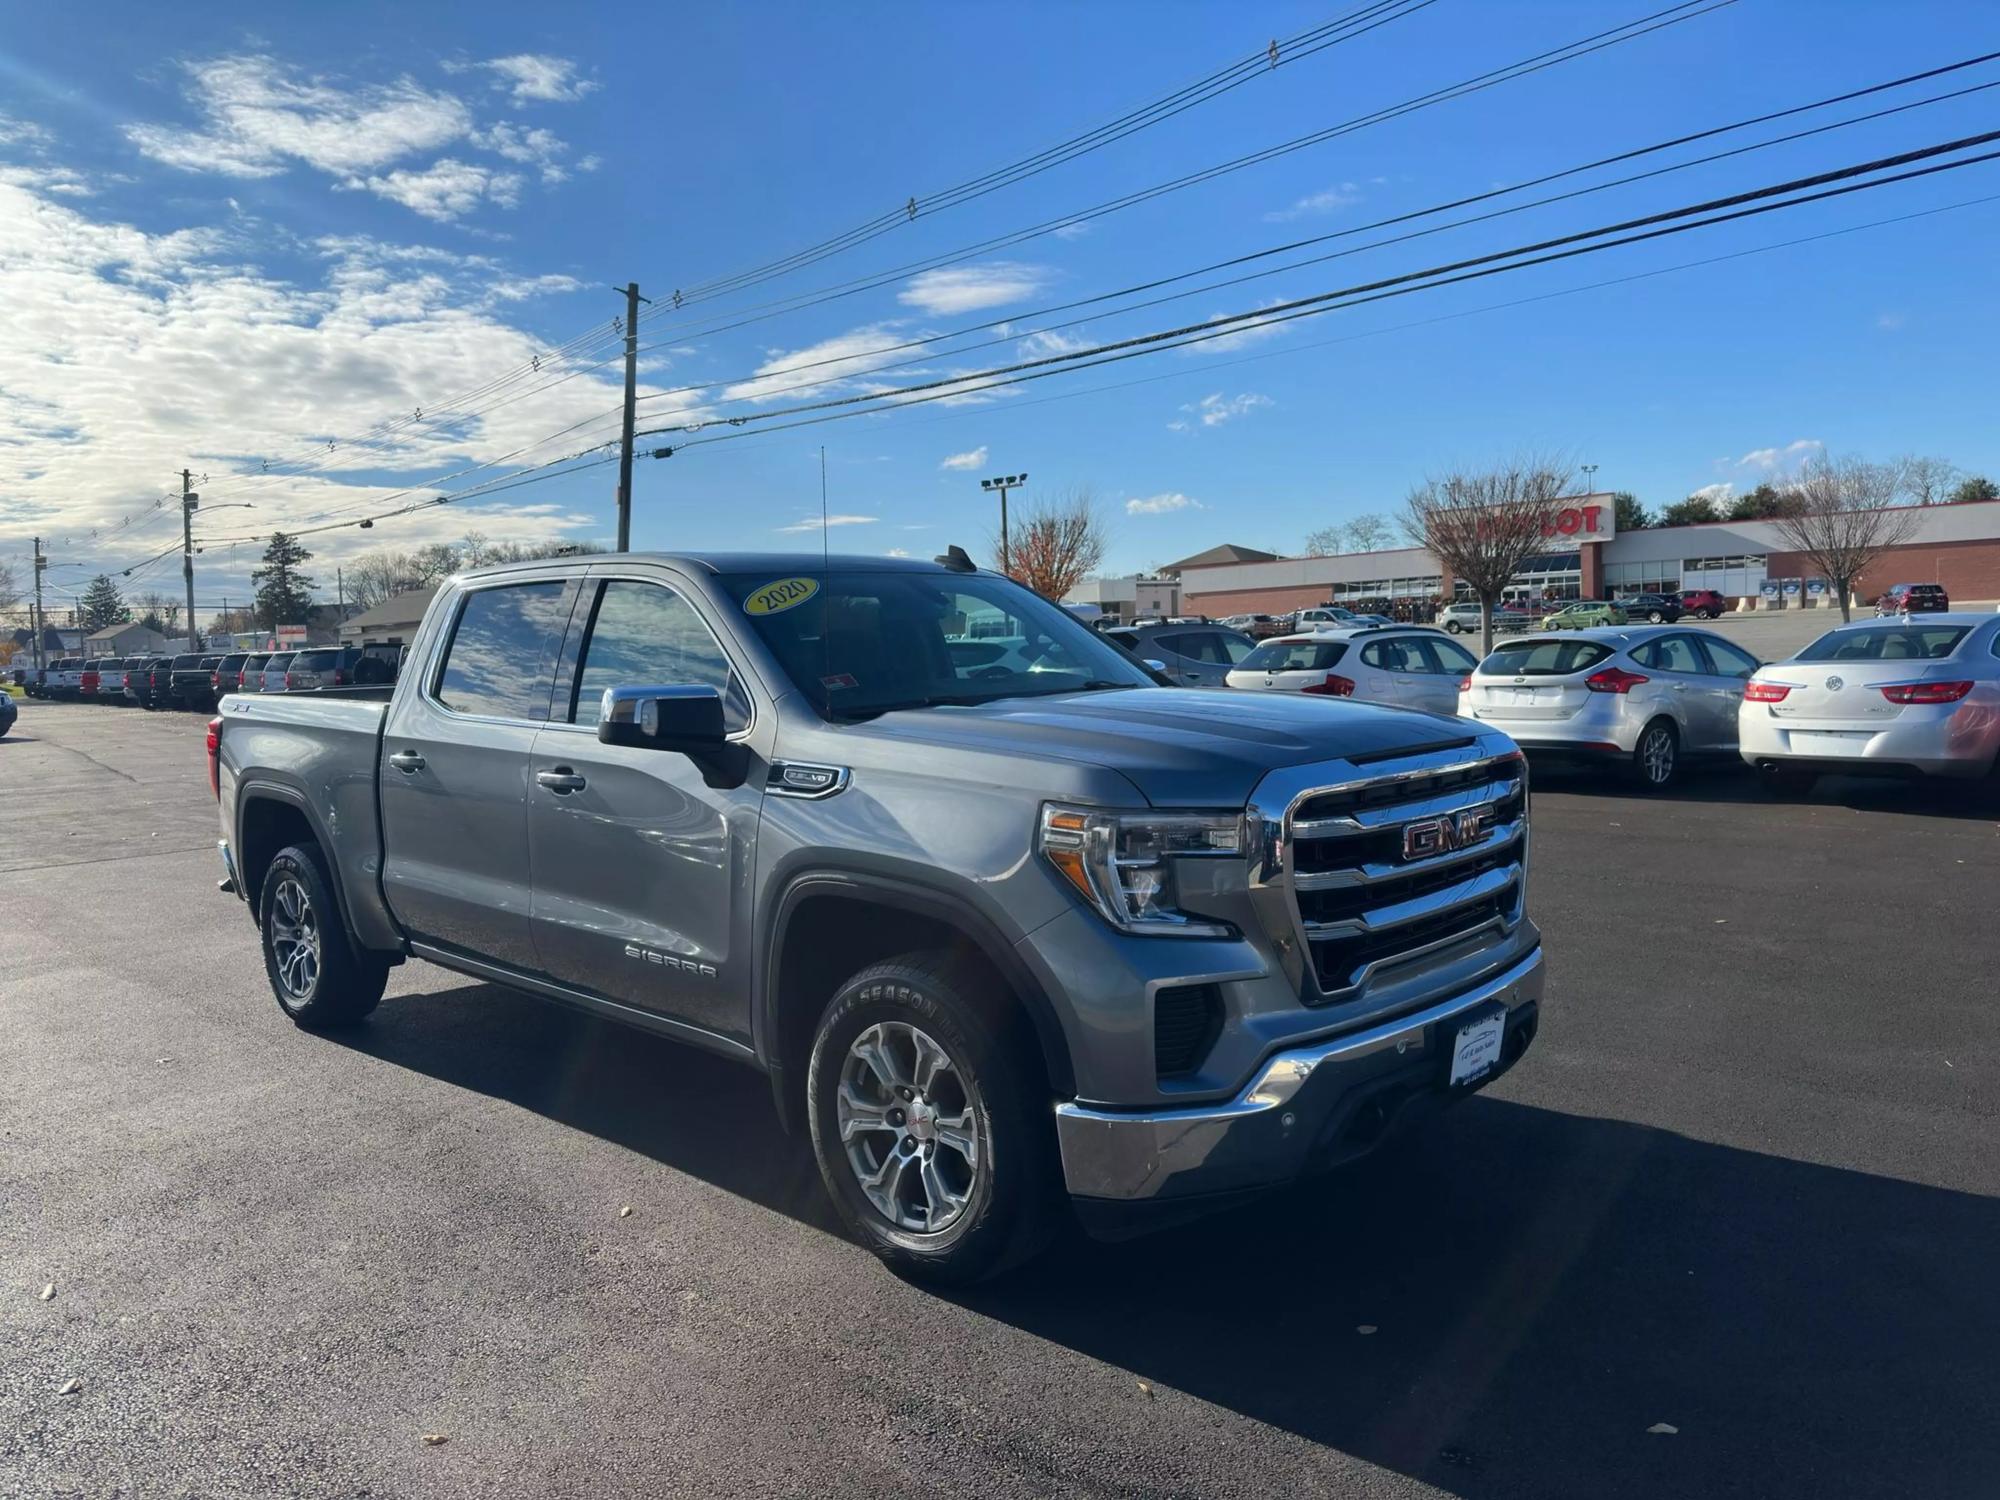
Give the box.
[1647,610,1665,623]
[259,844,387,1029]
[1630,719,1680,790]
[807,953,1056,1285]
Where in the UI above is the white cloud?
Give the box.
[886,547,911,557]
[1125,492,1204,516]
[899,262,1050,315]
[1689,482,1734,505]
[0,173,676,596]
[1875,312,1906,331]
[1016,327,1092,358]
[124,55,580,221]
[1736,439,1820,471]
[1173,391,1271,431]
[475,55,600,105]
[359,159,521,222]
[1185,300,1292,354]
[939,445,988,471]
[723,324,911,404]
[1265,182,1360,223]
[0,112,53,149]
[774,513,878,533]
[1051,221,1091,241]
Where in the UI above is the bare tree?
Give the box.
[1342,513,1393,553]
[996,488,1108,601]
[1302,525,1343,557]
[1403,455,1574,654]
[1895,454,1960,507]
[0,560,19,612]
[1768,454,1923,620]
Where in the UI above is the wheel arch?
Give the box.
[235,782,366,958]
[759,872,1075,1133]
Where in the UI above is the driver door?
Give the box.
[525,572,764,1042]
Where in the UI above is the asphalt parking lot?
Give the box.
[4,696,1996,1500]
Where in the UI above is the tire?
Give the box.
[1630,718,1680,790]
[1444,621,1462,635]
[1647,610,1665,623]
[258,843,388,1029]
[807,952,1057,1285]
[1759,766,1817,799]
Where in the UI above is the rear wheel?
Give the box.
[807,952,1056,1285]
[1630,719,1680,790]
[259,844,387,1029]
[1647,610,1666,623]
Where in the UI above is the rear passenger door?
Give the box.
[524,570,766,1042]
[379,577,579,973]
[1631,633,1720,748]
[1692,635,1760,749]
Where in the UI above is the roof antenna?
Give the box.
[935,543,976,573]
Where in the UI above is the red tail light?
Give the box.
[285,672,296,690]
[1302,673,1356,697]
[211,671,222,692]
[1743,681,1793,702]
[206,716,222,799]
[1879,680,1973,705]
[332,668,348,686]
[1456,675,1472,692]
[1585,667,1649,694]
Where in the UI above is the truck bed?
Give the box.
[217,691,402,952]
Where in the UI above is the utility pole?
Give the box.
[980,472,1028,574]
[614,281,646,553]
[181,468,198,650]
[336,566,344,615]
[31,536,47,671]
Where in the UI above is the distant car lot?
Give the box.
[4,697,1996,1499]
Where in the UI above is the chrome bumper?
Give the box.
[1054,945,1544,1203]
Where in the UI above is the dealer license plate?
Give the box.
[1448,1013,1506,1086]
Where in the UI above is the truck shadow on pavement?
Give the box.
[346,983,1999,1500]
[1531,759,2000,819]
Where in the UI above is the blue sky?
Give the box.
[3,0,1998,607]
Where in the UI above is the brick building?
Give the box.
[1177,496,2000,616]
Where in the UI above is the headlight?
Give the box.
[1038,804,1240,937]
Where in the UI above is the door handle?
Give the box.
[536,767,587,794]
[1669,682,1686,691]
[387,749,425,773]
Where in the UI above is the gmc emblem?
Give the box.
[1402,807,1494,861]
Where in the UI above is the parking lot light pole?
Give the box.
[980,472,1027,574]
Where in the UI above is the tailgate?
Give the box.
[1469,678,1592,721]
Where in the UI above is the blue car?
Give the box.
[0,688,17,739]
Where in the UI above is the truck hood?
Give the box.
[858,688,1480,806]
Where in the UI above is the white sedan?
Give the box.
[1224,627,1477,715]
[1739,613,2000,793]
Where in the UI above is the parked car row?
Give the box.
[22,646,394,711]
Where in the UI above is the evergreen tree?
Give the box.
[1947,474,1998,504]
[1611,492,1651,531]
[252,533,317,629]
[78,573,127,631]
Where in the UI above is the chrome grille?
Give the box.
[1262,751,1527,1004]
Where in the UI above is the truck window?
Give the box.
[434,581,572,720]
[570,580,748,730]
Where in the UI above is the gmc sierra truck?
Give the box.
[212,549,1542,1282]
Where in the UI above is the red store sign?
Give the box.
[1542,504,1610,539]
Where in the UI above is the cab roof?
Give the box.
[456,550,970,583]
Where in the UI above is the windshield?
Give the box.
[1796,625,1967,662]
[1482,638,1615,676]
[725,568,1154,718]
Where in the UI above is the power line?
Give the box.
[624,64,2000,425]
[642,133,2000,453]
[656,2,1437,309]
[632,0,1735,340]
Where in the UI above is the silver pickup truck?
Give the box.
[212,549,1543,1282]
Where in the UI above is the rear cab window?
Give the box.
[1482,638,1615,676]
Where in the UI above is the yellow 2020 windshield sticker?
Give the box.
[744,576,820,616]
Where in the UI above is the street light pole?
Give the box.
[979,472,1028,573]
[1581,462,1599,495]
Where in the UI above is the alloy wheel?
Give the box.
[269,876,321,1001]
[1641,725,1677,785]
[836,1021,983,1234]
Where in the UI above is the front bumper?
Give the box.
[1054,944,1543,1216]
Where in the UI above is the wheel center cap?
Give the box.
[905,1098,936,1141]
